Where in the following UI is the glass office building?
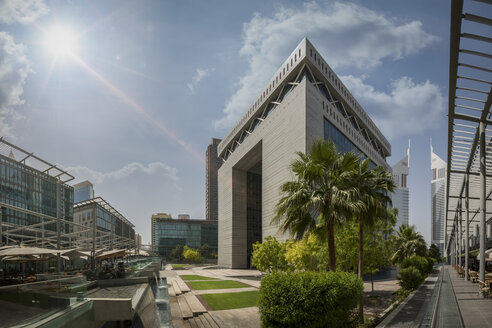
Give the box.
[151,217,218,258]
[0,139,74,247]
[74,197,135,250]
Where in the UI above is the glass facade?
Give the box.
[152,219,218,257]
[74,184,91,203]
[0,154,73,237]
[247,171,262,268]
[324,118,377,169]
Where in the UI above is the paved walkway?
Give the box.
[378,265,492,328]
[378,271,439,327]
[448,266,492,327]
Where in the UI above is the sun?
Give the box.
[44,26,77,58]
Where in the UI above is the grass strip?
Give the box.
[180,274,219,281]
[200,291,259,310]
[171,264,189,269]
[187,280,251,290]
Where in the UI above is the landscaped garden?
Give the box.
[248,139,441,327]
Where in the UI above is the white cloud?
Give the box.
[64,162,179,185]
[0,0,49,24]
[187,67,215,93]
[214,1,438,130]
[341,75,445,139]
[0,32,32,138]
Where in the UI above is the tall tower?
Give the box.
[392,140,410,228]
[431,140,446,255]
[206,138,222,221]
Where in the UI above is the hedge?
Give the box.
[400,256,434,275]
[397,266,423,290]
[258,271,363,328]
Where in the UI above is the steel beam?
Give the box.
[465,175,470,280]
[480,121,486,293]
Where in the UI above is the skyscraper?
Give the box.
[73,180,95,203]
[217,38,391,268]
[392,141,410,228]
[431,140,446,255]
[206,138,222,221]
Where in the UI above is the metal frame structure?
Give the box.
[73,197,136,251]
[0,139,136,272]
[446,0,491,289]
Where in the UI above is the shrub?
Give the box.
[400,256,433,275]
[252,236,289,273]
[258,271,363,328]
[397,266,423,291]
[183,246,201,263]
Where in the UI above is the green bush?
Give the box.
[252,236,289,273]
[183,246,201,263]
[425,257,435,274]
[397,266,423,291]
[258,271,363,328]
[400,256,433,275]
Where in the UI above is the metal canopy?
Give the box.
[75,197,135,228]
[0,137,74,183]
[446,0,492,285]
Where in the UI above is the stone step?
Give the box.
[168,284,176,297]
[176,276,191,292]
[172,278,183,295]
[202,313,220,328]
[188,317,200,328]
[195,314,213,328]
[170,296,182,321]
[184,293,207,315]
[177,294,194,319]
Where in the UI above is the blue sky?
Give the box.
[2,0,485,245]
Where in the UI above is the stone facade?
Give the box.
[217,38,391,268]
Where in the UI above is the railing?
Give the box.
[0,275,91,327]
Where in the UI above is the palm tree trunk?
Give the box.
[358,220,364,326]
[327,220,336,271]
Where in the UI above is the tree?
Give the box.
[285,233,322,271]
[390,224,427,264]
[251,236,289,273]
[170,244,184,261]
[183,246,202,263]
[199,244,210,258]
[335,218,394,291]
[428,244,441,262]
[273,140,362,271]
[349,159,395,323]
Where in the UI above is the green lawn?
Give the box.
[187,280,251,290]
[180,274,219,281]
[200,291,259,310]
[171,264,189,269]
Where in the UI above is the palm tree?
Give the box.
[390,224,427,264]
[349,159,395,324]
[272,139,362,271]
